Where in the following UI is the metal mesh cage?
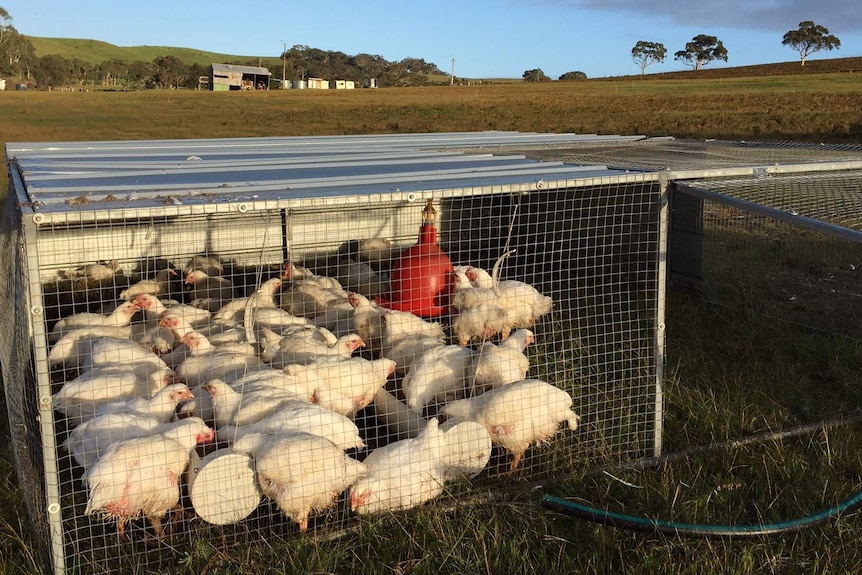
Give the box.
[2,133,666,574]
[672,169,862,339]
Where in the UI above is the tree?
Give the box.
[631,41,667,75]
[559,71,587,81]
[1,27,34,77]
[32,54,70,87]
[522,68,549,82]
[674,35,728,70]
[152,55,187,88]
[782,21,840,66]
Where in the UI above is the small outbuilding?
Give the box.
[209,64,272,91]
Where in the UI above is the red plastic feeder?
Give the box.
[376,199,454,318]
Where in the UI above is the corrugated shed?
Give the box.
[210,63,272,77]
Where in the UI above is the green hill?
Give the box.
[26,36,283,68]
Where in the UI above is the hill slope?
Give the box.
[26,36,282,68]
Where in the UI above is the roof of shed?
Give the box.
[211,63,272,76]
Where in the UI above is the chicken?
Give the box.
[48,327,137,368]
[450,302,507,347]
[466,329,534,394]
[233,430,366,531]
[286,356,396,417]
[441,379,579,472]
[184,253,226,277]
[84,417,215,537]
[64,260,121,282]
[345,292,385,350]
[402,344,474,414]
[349,418,448,515]
[62,411,162,472]
[184,270,236,313]
[335,259,389,297]
[229,367,315,399]
[119,267,178,300]
[218,400,366,451]
[262,332,365,368]
[279,278,351,318]
[465,267,553,339]
[282,262,343,290]
[79,337,170,374]
[134,294,211,329]
[336,238,394,265]
[382,335,445,377]
[92,382,195,423]
[173,331,263,387]
[212,277,283,324]
[49,300,140,343]
[200,378,303,427]
[52,364,176,425]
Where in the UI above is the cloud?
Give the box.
[531,0,861,33]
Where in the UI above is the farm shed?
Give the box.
[209,63,272,91]
[307,77,328,89]
[4,132,862,574]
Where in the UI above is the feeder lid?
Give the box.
[187,448,262,525]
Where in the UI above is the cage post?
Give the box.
[21,213,67,575]
[653,177,670,458]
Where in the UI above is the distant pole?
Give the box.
[450,56,455,85]
[281,40,287,89]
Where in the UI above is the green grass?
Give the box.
[3,71,862,574]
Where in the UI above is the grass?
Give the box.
[3,72,862,574]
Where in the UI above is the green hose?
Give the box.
[541,489,862,537]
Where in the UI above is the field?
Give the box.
[4,72,862,574]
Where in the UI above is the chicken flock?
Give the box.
[48,241,576,537]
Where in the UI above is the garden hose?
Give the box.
[541,489,862,537]
[542,411,862,537]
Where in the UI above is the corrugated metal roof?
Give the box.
[6,132,658,220]
[211,63,271,76]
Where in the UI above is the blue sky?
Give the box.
[4,0,861,78]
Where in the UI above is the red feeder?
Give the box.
[377,199,454,317]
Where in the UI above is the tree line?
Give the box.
[524,21,840,82]
[0,7,445,89]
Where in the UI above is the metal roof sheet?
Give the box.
[6,132,657,219]
[210,63,272,76]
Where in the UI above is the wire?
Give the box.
[541,489,862,537]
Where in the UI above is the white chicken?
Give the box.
[441,379,579,473]
[279,278,351,318]
[134,293,211,329]
[382,335,444,376]
[174,331,265,387]
[49,300,140,343]
[184,253,226,277]
[200,378,303,427]
[465,267,553,339]
[262,332,365,368]
[119,267,178,300]
[52,364,175,425]
[450,302,507,347]
[466,329,535,394]
[48,328,136,368]
[84,417,215,537]
[212,277,283,323]
[64,260,121,282]
[335,259,389,297]
[184,270,236,313]
[218,400,366,451]
[402,344,475,414]
[229,367,315,399]
[349,418,448,515]
[286,356,396,417]
[79,337,170,374]
[282,262,343,290]
[233,430,366,531]
[336,237,394,265]
[91,382,194,423]
[62,411,161,472]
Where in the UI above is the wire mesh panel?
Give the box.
[2,135,665,574]
[673,170,862,339]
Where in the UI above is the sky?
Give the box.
[3,0,861,79]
